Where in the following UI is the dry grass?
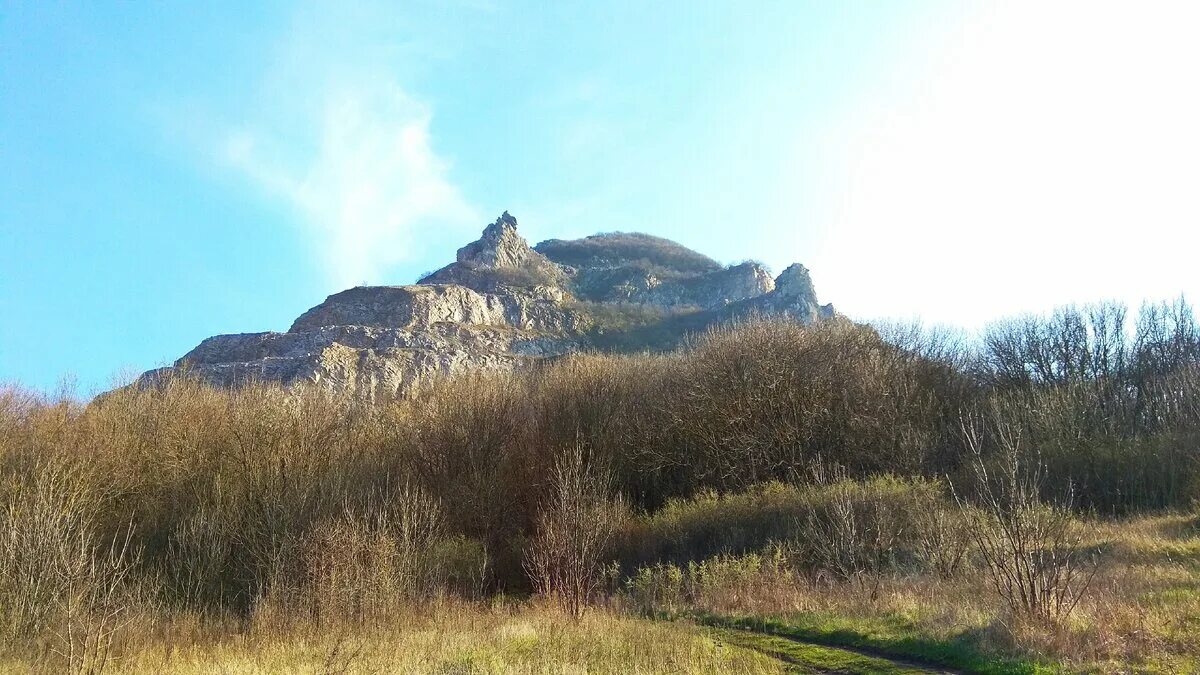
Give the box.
[1,601,783,674]
[627,511,1200,673]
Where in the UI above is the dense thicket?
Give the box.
[1,299,1197,643]
[976,299,1200,509]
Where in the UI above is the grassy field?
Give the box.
[625,513,1200,674]
[0,602,786,674]
[3,512,1193,673]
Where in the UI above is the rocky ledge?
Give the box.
[140,212,834,399]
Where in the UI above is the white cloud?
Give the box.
[809,1,1200,328]
[217,4,477,290]
[225,85,475,289]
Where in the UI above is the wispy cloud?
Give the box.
[216,4,477,289]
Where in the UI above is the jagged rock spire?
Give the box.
[456,211,533,269]
[774,263,817,302]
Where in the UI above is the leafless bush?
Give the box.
[797,466,905,589]
[668,319,968,489]
[910,494,971,578]
[51,526,138,675]
[304,488,441,623]
[799,466,971,581]
[525,444,625,619]
[163,498,234,610]
[265,485,486,626]
[0,460,139,673]
[955,413,1098,626]
[976,299,1200,511]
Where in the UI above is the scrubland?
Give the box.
[2,299,1198,673]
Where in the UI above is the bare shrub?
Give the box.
[910,493,971,578]
[525,444,625,619]
[955,413,1098,626]
[51,526,139,675]
[267,485,487,626]
[0,460,139,674]
[301,490,440,624]
[977,299,1200,512]
[683,545,794,611]
[669,319,967,490]
[163,498,235,611]
[799,478,893,584]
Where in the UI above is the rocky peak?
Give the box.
[456,211,532,269]
[731,261,776,294]
[141,211,835,399]
[727,262,834,323]
[421,213,565,290]
[774,263,817,303]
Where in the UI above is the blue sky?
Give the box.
[3,1,1198,394]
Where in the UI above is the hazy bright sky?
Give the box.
[2,1,1198,393]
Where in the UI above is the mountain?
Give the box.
[140,212,834,399]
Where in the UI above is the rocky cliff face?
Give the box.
[141,213,835,398]
[734,263,835,323]
[418,211,568,292]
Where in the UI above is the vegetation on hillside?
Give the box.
[417,261,565,289]
[1,297,1198,672]
[535,231,723,275]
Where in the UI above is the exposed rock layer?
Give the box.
[141,213,834,398]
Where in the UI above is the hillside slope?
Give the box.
[140,212,834,398]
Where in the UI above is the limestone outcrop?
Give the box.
[140,213,835,398]
[733,263,835,322]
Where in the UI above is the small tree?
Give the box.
[955,412,1097,627]
[525,444,623,619]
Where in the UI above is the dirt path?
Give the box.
[705,625,962,675]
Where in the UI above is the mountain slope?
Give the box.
[140,212,834,398]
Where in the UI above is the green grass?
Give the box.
[690,612,1058,675]
[705,627,938,674]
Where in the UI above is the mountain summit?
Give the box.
[142,213,834,398]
